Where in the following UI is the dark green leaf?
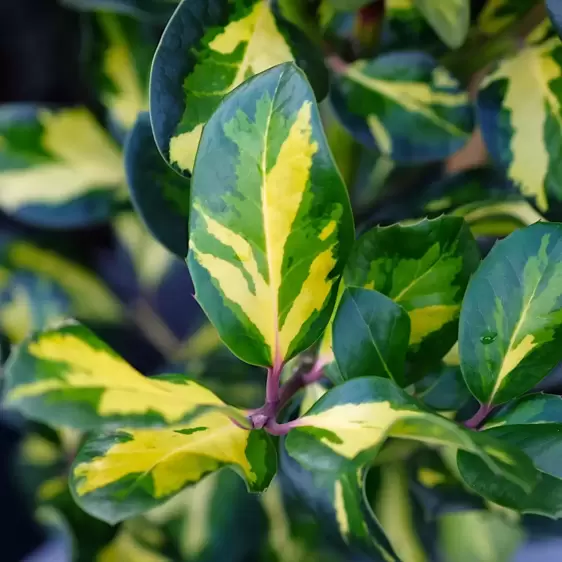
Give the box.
[332,287,410,386]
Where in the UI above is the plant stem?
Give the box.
[464,404,492,430]
[264,418,301,437]
[278,361,324,410]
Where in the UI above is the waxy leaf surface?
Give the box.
[286,377,535,493]
[3,323,245,430]
[477,36,562,212]
[150,0,327,176]
[460,223,562,405]
[345,216,480,376]
[70,420,275,523]
[332,287,411,386]
[188,63,354,367]
[413,0,470,48]
[125,112,190,257]
[0,105,125,227]
[333,52,473,163]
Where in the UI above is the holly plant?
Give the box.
[4,0,562,561]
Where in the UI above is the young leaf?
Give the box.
[344,216,480,377]
[0,105,125,228]
[2,323,247,430]
[285,377,536,493]
[413,0,470,49]
[332,287,411,386]
[125,112,190,258]
[150,0,328,177]
[459,223,562,406]
[332,53,473,163]
[548,0,562,39]
[477,36,562,212]
[188,63,354,367]
[457,394,562,517]
[70,421,275,523]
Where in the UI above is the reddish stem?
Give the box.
[265,418,301,437]
[464,404,492,430]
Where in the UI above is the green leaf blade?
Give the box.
[333,287,410,386]
[188,62,354,367]
[460,223,562,405]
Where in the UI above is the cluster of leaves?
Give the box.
[3,0,562,561]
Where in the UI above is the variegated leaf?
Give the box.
[97,529,170,562]
[547,0,562,39]
[125,112,190,257]
[413,0,470,48]
[477,34,562,212]
[96,14,154,131]
[478,0,539,36]
[1,240,123,324]
[285,377,536,493]
[332,287,411,386]
[457,393,562,517]
[188,63,354,367]
[332,52,473,163]
[0,105,126,227]
[150,0,328,177]
[459,223,562,405]
[70,419,276,523]
[344,216,480,377]
[2,323,247,429]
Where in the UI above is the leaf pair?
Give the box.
[2,323,276,523]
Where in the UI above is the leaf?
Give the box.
[327,0,374,11]
[125,112,190,257]
[149,0,328,177]
[547,0,562,39]
[413,0,470,49]
[97,529,170,562]
[478,0,539,36]
[1,241,123,324]
[332,52,473,163]
[345,216,480,376]
[438,510,524,562]
[96,14,153,131]
[2,322,247,430]
[70,421,276,523]
[0,105,125,228]
[332,287,411,386]
[416,364,474,412]
[113,212,176,291]
[477,36,562,212]
[459,223,562,405]
[188,63,354,367]
[0,270,71,343]
[285,377,536,493]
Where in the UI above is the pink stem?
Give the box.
[464,404,492,430]
[265,418,301,437]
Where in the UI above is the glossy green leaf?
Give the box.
[345,216,480,376]
[1,241,123,324]
[0,105,126,228]
[332,287,411,386]
[125,112,190,257]
[478,0,539,35]
[438,510,524,562]
[188,63,354,367]
[458,393,562,517]
[413,0,470,48]
[285,377,536,492]
[416,364,474,412]
[327,0,374,11]
[70,422,275,523]
[2,322,247,430]
[477,35,562,212]
[150,0,328,177]
[547,0,562,39]
[96,14,154,131]
[459,223,562,405]
[333,52,473,163]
